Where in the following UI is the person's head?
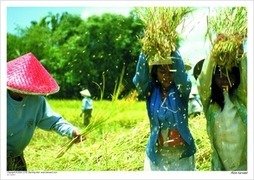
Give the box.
[211,66,240,110]
[213,66,240,92]
[151,64,175,89]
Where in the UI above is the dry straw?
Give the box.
[207,7,247,71]
[55,101,129,158]
[56,110,112,158]
[136,7,195,65]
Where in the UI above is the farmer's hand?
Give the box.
[72,129,86,143]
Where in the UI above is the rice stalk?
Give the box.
[90,118,149,170]
[55,100,131,158]
[136,7,195,64]
[112,65,125,101]
[55,109,113,158]
[206,7,247,71]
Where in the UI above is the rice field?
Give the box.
[24,98,211,171]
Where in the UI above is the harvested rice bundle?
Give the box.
[211,33,244,70]
[137,7,195,65]
[55,101,129,158]
[207,7,247,71]
[56,110,111,158]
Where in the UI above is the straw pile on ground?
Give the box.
[207,7,247,71]
[136,7,195,64]
[56,109,113,158]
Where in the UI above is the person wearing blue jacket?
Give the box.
[133,51,196,171]
[7,53,83,171]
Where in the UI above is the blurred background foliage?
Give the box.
[7,10,144,99]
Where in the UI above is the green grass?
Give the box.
[24,99,211,171]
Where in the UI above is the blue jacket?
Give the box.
[7,92,77,157]
[81,97,93,112]
[133,51,196,164]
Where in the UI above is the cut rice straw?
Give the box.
[206,7,247,71]
[55,110,113,158]
[136,7,195,65]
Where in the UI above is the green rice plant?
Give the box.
[92,71,105,100]
[124,89,139,102]
[136,7,195,64]
[206,7,247,72]
[112,65,125,101]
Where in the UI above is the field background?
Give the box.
[24,98,211,171]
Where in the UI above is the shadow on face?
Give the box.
[152,65,175,88]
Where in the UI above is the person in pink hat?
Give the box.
[7,52,84,171]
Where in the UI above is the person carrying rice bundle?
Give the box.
[133,7,196,171]
[7,52,84,171]
[195,7,247,171]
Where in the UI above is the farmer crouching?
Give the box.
[7,52,83,171]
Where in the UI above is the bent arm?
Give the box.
[51,118,77,139]
[235,56,247,106]
[197,56,216,113]
[172,51,192,102]
[37,98,77,139]
[133,52,150,96]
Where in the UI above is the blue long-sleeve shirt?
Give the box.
[81,97,93,112]
[133,51,196,164]
[7,91,77,157]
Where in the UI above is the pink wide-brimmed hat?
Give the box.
[7,52,60,95]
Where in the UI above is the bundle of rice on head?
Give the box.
[136,7,195,65]
[207,7,247,72]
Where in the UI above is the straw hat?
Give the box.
[193,59,205,80]
[80,89,91,97]
[7,52,60,95]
